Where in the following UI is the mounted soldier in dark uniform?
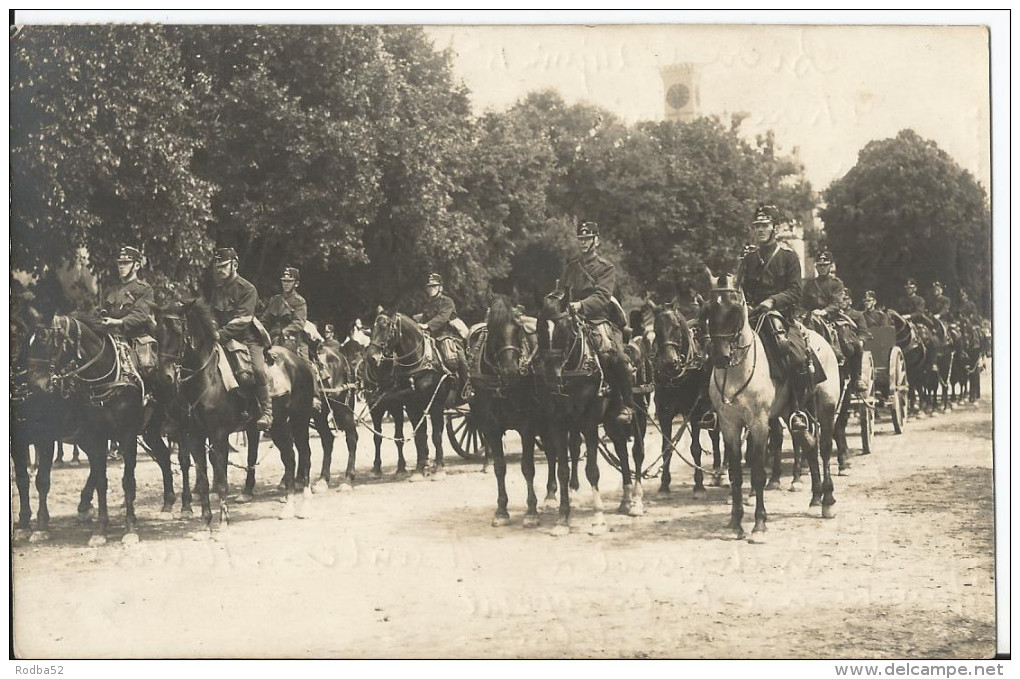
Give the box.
[98,246,158,382]
[861,290,892,328]
[262,266,309,360]
[929,281,952,320]
[735,205,816,432]
[801,251,866,394]
[957,290,979,321]
[558,221,635,425]
[206,248,273,430]
[415,273,472,399]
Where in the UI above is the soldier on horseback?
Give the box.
[416,273,472,399]
[262,266,309,360]
[929,281,952,320]
[735,205,815,432]
[98,246,158,382]
[957,290,979,321]
[861,290,892,328]
[801,251,867,394]
[559,220,635,425]
[207,247,273,430]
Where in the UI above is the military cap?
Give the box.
[577,221,600,238]
[281,266,300,281]
[904,278,917,287]
[213,247,238,264]
[324,323,335,333]
[931,280,942,289]
[426,273,443,286]
[816,251,833,265]
[117,246,143,263]
[753,203,777,225]
[863,290,877,301]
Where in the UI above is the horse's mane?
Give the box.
[654,305,692,355]
[185,297,219,343]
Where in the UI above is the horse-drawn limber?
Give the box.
[854,325,909,453]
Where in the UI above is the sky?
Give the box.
[424,24,991,195]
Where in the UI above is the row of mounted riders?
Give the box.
[11,282,988,544]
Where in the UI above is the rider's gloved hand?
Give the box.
[569,302,582,315]
[812,309,827,317]
[753,298,775,315]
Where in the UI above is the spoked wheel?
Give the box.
[888,346,908,435]
[446,406,488,460]
[858,351,876,454]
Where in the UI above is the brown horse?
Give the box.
[357,349,410,478]
[310,341,360,491]
[154,299,315,527]
[704,273,841,542]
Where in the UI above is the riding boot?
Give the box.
[850,349,867,394]
[605,353,635,425]
[788,364,811,432]
[255,384,273,431]
[697,364,718,430]
[458,355,474,401]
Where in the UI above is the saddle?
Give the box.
[222,339,255,388]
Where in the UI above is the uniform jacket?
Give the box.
[844,307,869,333]
[958,300,979,319]
[208,274,259,343]
[262,290,308,341]
[423,293,459,335]
[897,293,927,316]
[737,241,802,317]
[862,307,892,328]
[559,251,616,321]
[930,293,951,317]
[321,338,342,354]
[801,275,846,316]
[103,278,154,338]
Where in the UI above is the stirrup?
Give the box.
[789,411,809,432]
[697,411,718,431]
[256,414,273,431]
[616,406,633,425]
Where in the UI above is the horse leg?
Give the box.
[293,416,314,519]
[120,433,141,544]
[748,421,769,542]
[12,439,33,537]
[709,428,723,486]
[142,424,176,513]
[241,428,259,501]
[187,431,212,528]
[407,403,430,482]
[490,425,510,527]
[587,422,608,535]
[394,408,408,476]
[550,425,571,537]
[521,426,541,527]
[630,407,646,515]
[766,418,784,490]
[723,427,745,539]
[208,432,231,530]
[370,406,385,477]
[275,420,298,520]
[75,442,97,524]
[833,388,852,474]
[314,408,334,492]
[543,440,559,510]
[818,404,837,519]
[340,409,359,490]
[616,419,634,515]
[657,401,674,494]
[430,403,447,479]
[177,435,194,518]
[568,430,582,492]
[30,440,55,541]
[83,436,110,547]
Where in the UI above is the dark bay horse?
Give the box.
[536,291,630,536]
[469,295,546,527]
[310,341,360,492]
[17,313,176,545]
[705,273,841,542]
[648,302,722,497]
[357,349,409,478]
[950,318,983,403]
[366,310,459,481]
[154,300,315,526]
[890,312,942,416]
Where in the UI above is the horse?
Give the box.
[648,302,722,496]
[309,341,360,492]
[935,319,962,412]
[356,348,410,477]
[704,273,841,542]
[890,311,942,417]
[468,294,546,527]
[17,312,177,545]
[365,310,460,481]
[536,290,631,536]
[950,317,983,403]
[153,299,315,526]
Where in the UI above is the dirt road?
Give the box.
[11,370,997,659]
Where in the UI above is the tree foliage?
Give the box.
[821,129,990,312]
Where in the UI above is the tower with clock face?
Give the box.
[661,63,700,122]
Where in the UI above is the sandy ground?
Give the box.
[11,370,996,659]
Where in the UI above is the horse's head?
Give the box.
[651,301,690,377]
[25,313,104,396]
[704,271,747,365]
[538,289,578,378]
[366,309,399,366]
[21,316,60,396]
[484,294,532,378]
[153,301,189,387]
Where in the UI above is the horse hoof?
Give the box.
[628,502,645,517]
[522,515,541,528]
[491,514,511,527]
[160,503,174,514]
[312,479,329,494]
[88,535,107,548]
[432,469,447,481]
[372,468,383,479]
[122,532,140,546]
[748,530,767,545]
[13,528,32,542]
[29,531,50,543]
[76,508,95,524]
[279,502,296,520]
[838,468,849,477]
[809,497,821,507]
[408,472,427,483]
[693,486,705,499]
[543,497,559,511]
[711,475,723,487]
[822,504,837,519]
[732,527,746,541]
[234,493,254,505]
[766,480,781,491]
[179,507,194,520]
[481,464,490,475]
[549,523,570,537]
[658,484,671,494]
[617,502,632,515]
[588,521,608,536]
[338,482,354,493]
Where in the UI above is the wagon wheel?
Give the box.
[858,351,876,454]
[446,406,488,460]
[888,345,908,434]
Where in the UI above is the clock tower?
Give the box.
[661,63,700,122]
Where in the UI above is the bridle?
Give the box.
[652,309,695,384]
[706,286,764,405]
[46,315,120,396]
[368,313,429,373]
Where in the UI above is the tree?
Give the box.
[11,25,216,294]
[821,129,991,313]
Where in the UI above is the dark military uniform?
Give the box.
[862,307,891,329]
[845,307,869,333]
[737,240,813,406]
[322,337,342,355]
[801,275,846,318]
[930,293,951,318]
[263,289,308,359]
[958,299,979,319]
[422,293,459,338]
[897,293,927,317]
[420,281,471,394]
[104,278,154,340]
[558,249,634,416]
[207,271,270,422]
